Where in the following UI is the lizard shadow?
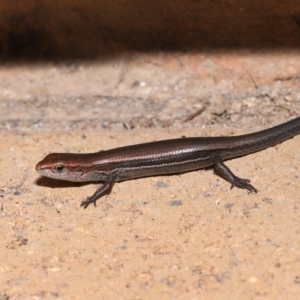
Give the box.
[35,176,100,189]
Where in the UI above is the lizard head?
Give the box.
[35,153,91,182]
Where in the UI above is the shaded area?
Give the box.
[35,176,90,189]
[0,0,300,60]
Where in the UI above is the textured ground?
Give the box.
[1,51,300,300]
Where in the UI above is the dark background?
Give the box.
[1,0,300,60]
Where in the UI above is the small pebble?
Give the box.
[169,200,183,206]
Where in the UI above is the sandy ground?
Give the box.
[1,51,300,300]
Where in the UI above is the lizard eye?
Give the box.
[54,165,65,173]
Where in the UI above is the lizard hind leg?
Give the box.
[211,153,257,193]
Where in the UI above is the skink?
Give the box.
[36,116,300,208]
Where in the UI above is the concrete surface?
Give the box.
[1,51,300,300]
